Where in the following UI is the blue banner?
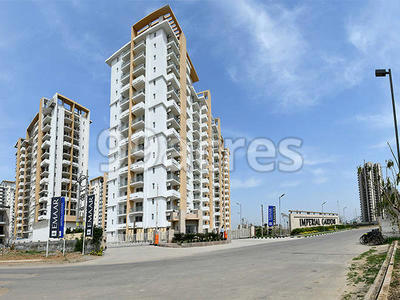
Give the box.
[59,197,65,238]
[268,205,276,227]
[49,197,60,238]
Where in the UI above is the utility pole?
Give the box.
[321,201,327,229]
[375,69,400,166]
[156,183,159,244]
[79,173,88,255]
[279,194,285,236]
[236,202,242,228]
[261,204,264,238]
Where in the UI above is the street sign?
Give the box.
[85,195,95,237]
[49,197,61,238]
[59,197,65,238]
[268,205,276,227]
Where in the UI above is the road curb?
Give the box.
[377,240,398,300]
[364,241,396,300]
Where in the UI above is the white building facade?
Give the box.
[105,5,231,242]
[0,180,15,243]
[14,93,90,241]
[357,162,382,223]
[89,173,108,230]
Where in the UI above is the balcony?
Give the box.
[166,158,180,171]
[167,114,180,130]
[119,97,129,109]
[131,145,145,158]
[133,40,146,53]
[121,54,131,68]
[133,64,145,77]
[132,75,145,90]
[131,116,145,130]
[41,140,51,149]
[167,51,180,67]
[130,161,144,172]
[167,63,180,80]
[167,211,179,222]
[167,39,179,57]
[132,101,145,115]
[166,99,181,116]
[132,89,146,104]
[130,176,144,187]
[129,191,144,201]
[167,173,180,185]
[201,141,209,150]
[131,130,145,143]
[129,207,143,215]
[121,82,130,94]
[167,72,180,90]
[167,88,180,104]
[40,159,49,167]
[167,143,180,158]
[119,109,130,121]
[133,52,145,66]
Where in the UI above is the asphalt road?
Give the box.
[0,228,371,299]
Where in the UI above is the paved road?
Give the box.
[0,228,371,299]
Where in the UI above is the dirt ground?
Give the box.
[0,249,97,264]
[342,244,389,299]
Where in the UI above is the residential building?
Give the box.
[105,5,231,242]
[14,93,90,241]
[358,162,382,223]
[89,173,108,229]
[0,180,16,242]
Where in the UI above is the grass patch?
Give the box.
[389,245,400,300]
[342,246,388,299]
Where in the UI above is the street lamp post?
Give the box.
[375,69,400,165]
[236,202,242,228]
[321,201,327,228]
[279,194,285,236]
[343,206,347,224]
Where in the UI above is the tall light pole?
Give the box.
[343,206,347,224]
[375,69,400,165]
[321,201,327,224]
[261,204,264,237]
[236,202,242,228]
[279,193,285,236]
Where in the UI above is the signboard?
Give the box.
[288,210,341,231]
[49,197,61,238]
[299,218,337,226]
[268,205,276,227]
[85,195,95,237]
[59,197,65,238]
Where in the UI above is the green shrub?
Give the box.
[172,232,222,243]
[90,247,104,256]
[291,224,358,235]
[74,234,83,252]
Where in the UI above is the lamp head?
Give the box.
[375,69,388,77]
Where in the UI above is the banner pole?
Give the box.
[62,197,66,256]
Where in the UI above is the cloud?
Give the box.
[216,0,362,111]
[35,2,105,65]
[280,180,301,188]
[304,156,337,166]
[310,168,328,184]
[354,112,394,129]
[216,0,400,112]
[231,177,262,189]
[369,138,395,149]
[313,177,328,184]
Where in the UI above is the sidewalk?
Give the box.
[80,236,298,266]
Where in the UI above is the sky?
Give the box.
[1,0,400,227]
